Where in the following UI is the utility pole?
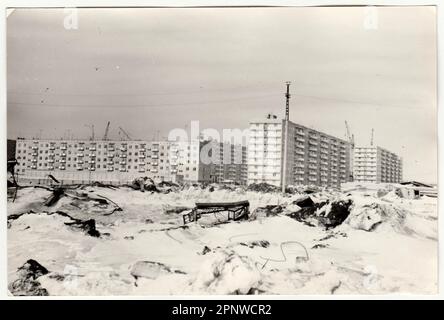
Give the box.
[282,81,291,193]
[370,128,374,146]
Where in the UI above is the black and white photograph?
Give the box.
[5,5,438,296]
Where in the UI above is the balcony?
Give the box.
[89,160,95,164]
[77,153,84,157]
[48,159,54,163]
[119,161,126,165]
[107,161,114,165]
[120,154,127,158]
[49,146,55,150]
[61,146,67,150]
[107,167,114,172]
[89,167,95,171]
[89,147,96,151]
[32,146,38,150]
[89,153,96,157]
[59,166,65,170]
[78,147,84,151]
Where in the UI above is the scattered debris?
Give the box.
[288,199,353,229]
[202,246,212,255]
[64,218,101,237]
[9,259,49,296]
[192,250,261,294]
[330,281,342,294]
[312,243,329,249]
[44,187,65,207]
[240,240,270,249]
[293,196,315,208]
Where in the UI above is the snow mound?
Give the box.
[130,261,185,280]
[191,249,262,294]
[346,203,405,232]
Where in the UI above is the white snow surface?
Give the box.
[7,184,438,295]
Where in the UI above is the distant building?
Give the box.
[247,116,352,189]
[198,140,248,185]
[14,138,200,184]
[353,146,402,183]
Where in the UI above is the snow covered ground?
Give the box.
[7,183,438,295]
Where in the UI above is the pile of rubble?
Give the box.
[247,183,281,193]
[130,177,180,193]
[9,259,49,296]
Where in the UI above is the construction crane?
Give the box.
[103,121,110,141]
[84,124,95,141]
[344,120,355,182]
[370,128,374,146]
[118,126,132,141]
[344,121,355,148]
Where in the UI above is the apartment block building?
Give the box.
[14,138,200,184]
[198,140,248,185]
[248,116,352,188]
[353,146,402,183]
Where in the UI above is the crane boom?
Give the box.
[119,126,132,140]
[103,121,110,141]
[344,120,354,147]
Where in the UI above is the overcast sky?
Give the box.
[7,7,437,183]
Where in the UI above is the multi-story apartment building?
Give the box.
[14,138,200,184]
[248,115,352,188]
[198,140,248,185]
[353,146,402,183]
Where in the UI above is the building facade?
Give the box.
[14,137,249,185]
[198,140,248,185]
[248,117,352,188]
[353,146,403,183]
[14,138,200,184]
